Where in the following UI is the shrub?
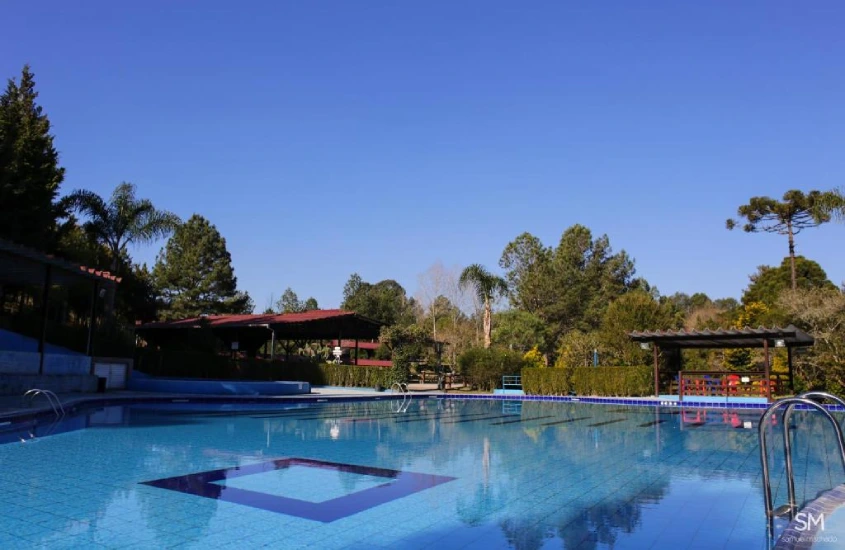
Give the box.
[457,347,526,392]
[523,365,652,396]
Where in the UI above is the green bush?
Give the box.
[523,365,652,396]
[457,347,526,392]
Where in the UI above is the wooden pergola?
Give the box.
[137,310,383,363]
[629,325,815,401]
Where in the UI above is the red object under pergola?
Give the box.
[137,310,383,364]
[629,325,814,401]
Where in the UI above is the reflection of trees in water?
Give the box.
[499,518,548,550]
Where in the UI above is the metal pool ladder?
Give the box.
[759,391,845,522]
[391,382,410,413]
[22,389,66,419]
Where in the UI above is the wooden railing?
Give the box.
[675,371,789,402]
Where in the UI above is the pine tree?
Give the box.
[0,65,65,249]
[153,215,253,319]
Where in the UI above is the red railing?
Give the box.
[676,371,788,402]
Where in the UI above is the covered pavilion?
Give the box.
[629,325,814,402]
[0,238,121,373]
[137,310,383,364]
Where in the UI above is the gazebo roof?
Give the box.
[628,325,814,349]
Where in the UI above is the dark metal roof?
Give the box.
[629,325,814,349]
[137,310,383,341]
[0,237,121,285]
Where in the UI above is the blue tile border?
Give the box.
[140,457,456,522]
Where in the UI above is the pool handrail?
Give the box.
[22,389,65,419]
[759,396,845,524]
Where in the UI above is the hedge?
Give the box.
[522,365,652,397]
[135,350,394,388]
[457,348,526,392]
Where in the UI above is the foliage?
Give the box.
[522,366,653,396]
[0,65,65,250]
[303,297,318,311]
[500,225,637,356]
[554,330,601,369]
[456,347,526,391]
[743,256,835,309]
[815,187,845,222]
[523,346,545,368]
[599,291,679,365]
[779,288,845,395]
[492,309,547,354]
[379,324,430,384]
[61,182,180,272]
[277,287,304,313]
[727,190,831,290]
[723,302,770,370]
[342,273,418,326]
[459,263,508,349]
[153,214,253,318]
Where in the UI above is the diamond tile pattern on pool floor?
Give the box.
[141,457,456,522]
[211,464,395,503]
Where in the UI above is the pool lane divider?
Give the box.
[539,417,591,427]
[489,415,556,425]
[587,418,627,427]
[638,420,666,427]
[440,414,513,424]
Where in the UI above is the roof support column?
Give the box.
[86,281,99,356]
[270,328,276,362]
[763,338,771,402]
[653,344,659,398]
[354,338,359,366]
[38,265,53,375]
[787,346,794,394]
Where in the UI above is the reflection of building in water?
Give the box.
[483,437,490,488]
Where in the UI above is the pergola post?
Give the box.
[763,338,771,402]
[86,281,99,356]
[787,346,794,393]
[653,344,659,397]
[270,329,276,361]
[354,338,359,365]
[38,265,53,375]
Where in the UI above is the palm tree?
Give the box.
[61,182,180,313]
[459,264,508,349]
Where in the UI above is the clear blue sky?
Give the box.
[4,1,844,310]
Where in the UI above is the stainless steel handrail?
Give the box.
[759,397,845,521]
[390,382,410,413]
[22,389,65,418]
[781,392,845,516]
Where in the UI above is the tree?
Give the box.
[303,297,319,311]
[459,264,508,349]
[492,310,547,354]
[153,214,252,319]
[276,287,304,313]
[743,256,835,307]
[815,187,845,222]
[341,275,417,326]
[727,190,831,290]
[0,65,65,250]
[61,182,180,274]
[599,291,678,365]
[779,288,845,393]
[500,225,637,354]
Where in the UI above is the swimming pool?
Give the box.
[0,398,840,549]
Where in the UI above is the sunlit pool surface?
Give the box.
[0,399,842,549]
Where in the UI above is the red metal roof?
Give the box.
[140,310,372,329]
[330,339,381,349]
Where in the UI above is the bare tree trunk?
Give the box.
[787,221,797,290]
[483,299,492,349]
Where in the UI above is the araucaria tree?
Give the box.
[0,65,65,249]
[153,214,253,319]
[459,264,507,349]
[726,190,831,290]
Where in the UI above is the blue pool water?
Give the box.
[0,399,842,549]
